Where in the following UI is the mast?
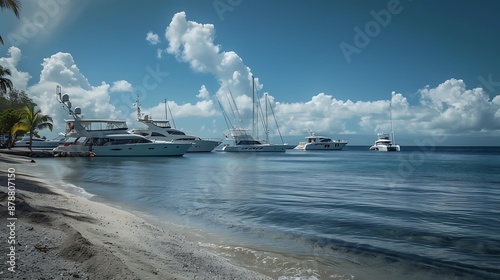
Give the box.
[135,94,142,121]
[265,93,269,143]
[164,99,168,121]
[390,92,395,145]
[252,75,256,137]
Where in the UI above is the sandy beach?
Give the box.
[0,152,274,280]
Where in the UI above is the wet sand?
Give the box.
[0,152,273,279]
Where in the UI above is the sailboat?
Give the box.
[369,92,401,152]
[220,77,287,152]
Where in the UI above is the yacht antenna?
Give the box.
[135,94,142,121]
[164,99,168,121]
[56,85,90,137]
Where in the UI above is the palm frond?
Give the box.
[0,0,21,18]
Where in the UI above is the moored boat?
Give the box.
[294,132,348,150]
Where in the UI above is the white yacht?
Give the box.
[54,86,192,157]
[370,94,401,152]
[294,132,348,150]
[129,98,221,152]
[369,133,400,151]
[222,127,286,152]
[14,136,64,150]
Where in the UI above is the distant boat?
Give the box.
[222,127,286,152]
[219,76,287,153]
[54,86,191,157]
[14,136,64,150]
[129,97,221,152]
[294,131,348,150]
[369,133,400,151]
[370,93,401,152]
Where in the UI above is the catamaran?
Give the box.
[369,93,401,152]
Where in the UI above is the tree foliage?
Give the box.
[11,104,53,150]
[0,0,22,45]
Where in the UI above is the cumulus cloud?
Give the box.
[152,11,500,138]
[275,80,500,136]
[110,80,133,92]
[1,48,129,138]
[146,31,160,45]
[0,47,31,90]
[163,11,261,119]
[196,85,210,100]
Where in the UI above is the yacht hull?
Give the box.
[222,144,286,152]
[369,144,400,152]
[54,142,191,157]
[295,142,347,150]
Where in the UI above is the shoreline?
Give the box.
[0,153,273,279]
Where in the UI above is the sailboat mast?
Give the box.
[252,76,255,137]
[390,96,395,145]
[164,99,168,121]
[265,93,269,143]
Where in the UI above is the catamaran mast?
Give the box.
[252,75,256,138]
[265,93,269,143]
[390,93,396,145]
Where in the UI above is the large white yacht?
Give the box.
[294,132,348,150]
[129,97,221,152]
[369,133,400,151]
[15,136,64,150]
[54,86,192,157]
[221,127,286,152]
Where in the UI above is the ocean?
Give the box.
[31,146,500,280]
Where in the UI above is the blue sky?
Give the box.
[1,0,499,145]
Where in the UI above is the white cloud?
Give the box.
[110,80,133,92]
[0,46,31,90]
[275,80,500,136]
[162,11,264,125]
[1,48,129,139]
[39,52,91,89]
[156,11,500,138]
[196,85,210,100]
[146,31,160,45]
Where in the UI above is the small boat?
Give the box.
[129,97,221,152]
[370,93,401,152]
[369,133,400,151]
[222,127,286,152]
[14,136,64,150]
[294,132,348,150]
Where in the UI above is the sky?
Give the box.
[1,0,499,145]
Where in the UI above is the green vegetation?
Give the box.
[0,0,21,45]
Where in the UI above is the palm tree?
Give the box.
[0,65,14,96]
[12,104,53,151]
[0,0,21,45]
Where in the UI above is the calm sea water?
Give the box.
[32,146,500,279]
